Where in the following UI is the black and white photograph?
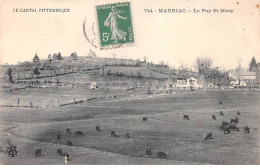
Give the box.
[0,0,260,165]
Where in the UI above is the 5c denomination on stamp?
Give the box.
[96,2,134,49]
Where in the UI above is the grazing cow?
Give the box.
[212,115,216,120]
[126,132,130,138]
[205,132,213,140]
[183,115,189,120]
[75,130,85,136]
[230,117,239,125]
[143,117,147,122]
[35,149,42,157]
[57,133,62,139]
[223,125,231,134]
[66,128,71,134]
[244,126,250,133]
[7,145,17,157]
[67,140,73,146]
[237,111,241,116]
[96,126,101,132]
[156,152,167,159]
[229,124,239,131]
[219,101,223,105]
[219,121,229,130]
[146,149,152,155]
[220,111,224,116]
[57,149,64,156]
[111,131,118,137]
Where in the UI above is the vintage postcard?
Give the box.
[0,0,260,165]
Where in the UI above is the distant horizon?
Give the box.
[1,52,258,72]
[1,0,259,71]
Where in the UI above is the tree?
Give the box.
[143,56,147,63]
[48,54,52,63]
[57,52,63,60]
[52,53,58,60]
[7,68,14,84]
[136,58,141,67]
[70,51,78,59]
[159,60,165,70]
[196,57,213,75]
[33,67,40,77]
[33,53,40,64]
[249,57,257,72]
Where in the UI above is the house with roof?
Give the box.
[229,80,247,88]
[228,69,257,87]
[176,77,201,90]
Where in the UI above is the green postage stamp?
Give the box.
[96,2,134,49]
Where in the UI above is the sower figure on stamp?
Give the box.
[104,6,127,43]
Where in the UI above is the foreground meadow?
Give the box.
[0,90,259,164]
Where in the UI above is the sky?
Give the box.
[0,0,260,70]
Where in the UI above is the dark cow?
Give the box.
[111,131,118,137]
[35,149,42,157]
[229,124,239,131]
[96,126,101,132]
[67,140,73,146]
[212,115,216,120]
[183,115,189,120]
[223,125,231,134]
[57,148,64,156]
[126,132,130,138]
[57,133,62,139]
[244,126,250,133]
[66,128,71,134]
[75,130,85,136]
[7,145,17,157]
[219,101,223,104]
[143,117,147,122]
[237,111,241,116]
[230,117,239,125]
[156,152,167,159]
[205,132,213,140]
[220,111,224,116]
[219,121,229,130]
[146,149,152,155]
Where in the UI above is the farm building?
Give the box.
[176,77,201,90]
[90,82,98,89]
[229,70,256,83]
[176,79,188,88]
[229,80,247,88]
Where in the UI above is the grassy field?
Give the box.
[0,89,259,164]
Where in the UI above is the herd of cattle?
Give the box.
[204,101,250,140]
[34,118,169,160]
[3,100,251,161]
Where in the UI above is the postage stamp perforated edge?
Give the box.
[94,1,136,50]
